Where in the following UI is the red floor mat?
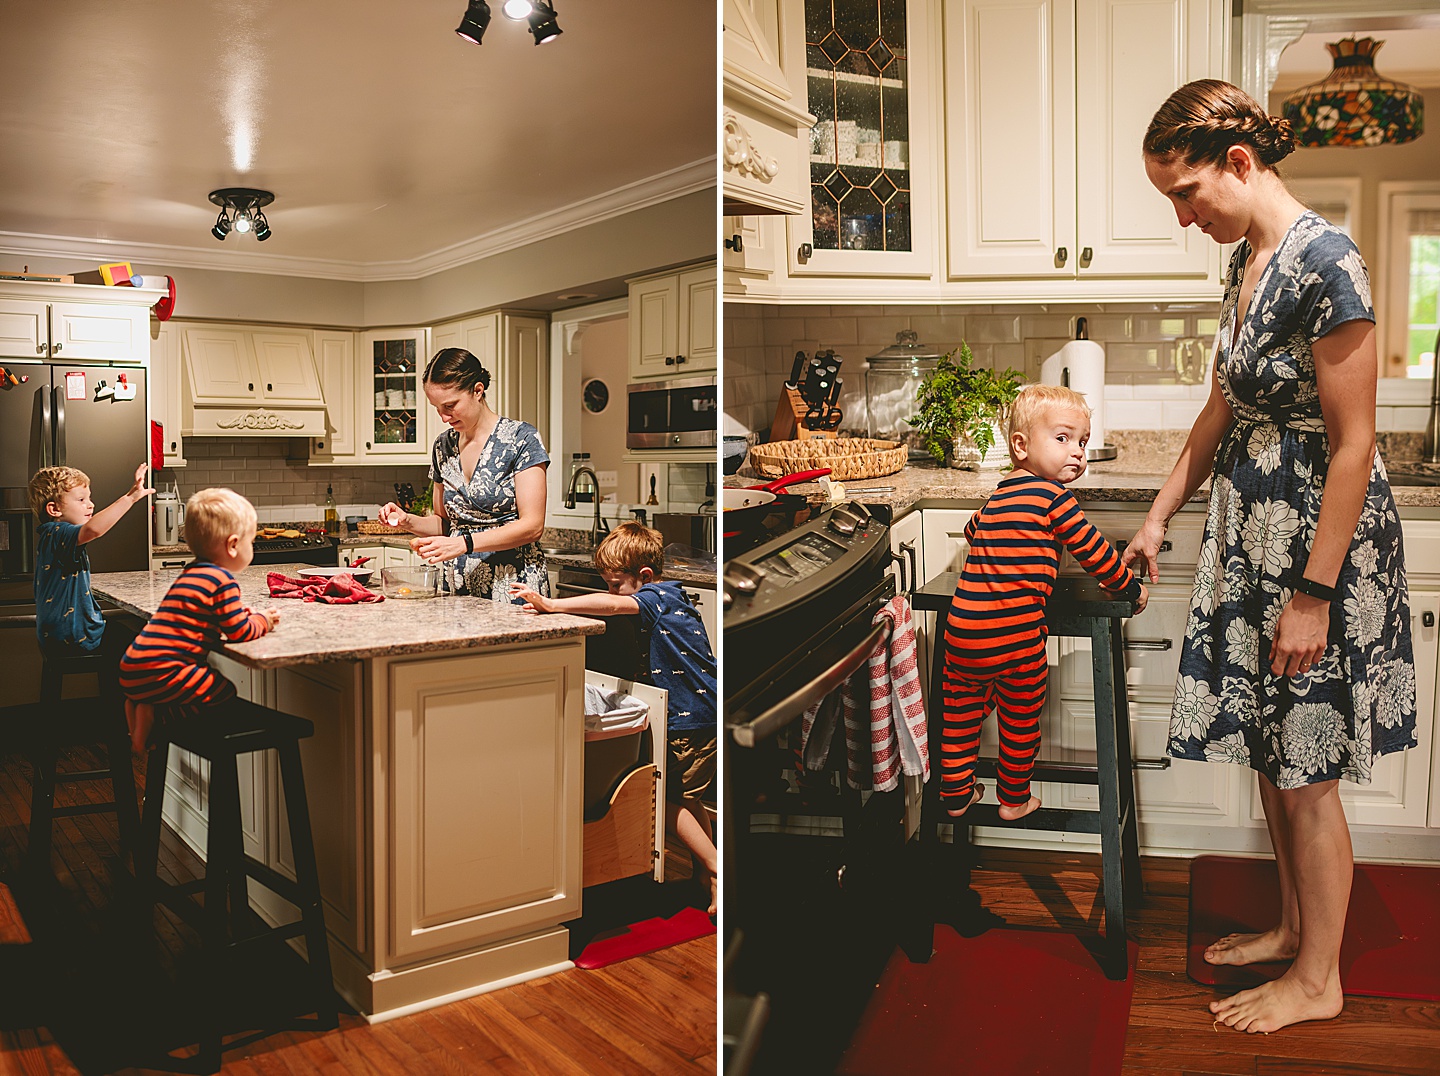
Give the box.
[1187,855,1440,1001]
[572,906,715,970]
[837,927,1138,1076]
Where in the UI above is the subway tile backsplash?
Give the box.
[723,302,1430,436]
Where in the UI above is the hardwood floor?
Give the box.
[0,737,717,1076]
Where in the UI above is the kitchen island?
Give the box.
[93,565,606,1021]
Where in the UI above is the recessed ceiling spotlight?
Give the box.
[208,188,275,242]
[456,0,491,43]
[556,292,597,301]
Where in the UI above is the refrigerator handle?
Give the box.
[37,385,53,468]
[54,386,66,465]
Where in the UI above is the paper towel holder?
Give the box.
[1073,316,1117,462]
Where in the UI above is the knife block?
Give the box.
[771,386,839,442]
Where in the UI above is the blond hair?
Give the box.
[1144,79,1296,171]
[29,466,90,518]
[1007,385,1092,462]
[184,488,257,559]
[593,521,665,576]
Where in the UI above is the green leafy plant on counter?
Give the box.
[908,342,1024,464]
[411,483,433,516]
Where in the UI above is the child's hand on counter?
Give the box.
[264,608,282,630]
[509,584,554,614]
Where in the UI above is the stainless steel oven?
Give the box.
[626,375,717,450]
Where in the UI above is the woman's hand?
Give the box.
[378,502,410,530]
[509,584,554,614]
[1269,594,1331,677]
[409,534,466,563]
[1121,517,1169,584]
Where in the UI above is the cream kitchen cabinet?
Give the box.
[628,263,717,380]
[149,321,187,467]
[183,327,325,408]
[356,328,432,462]
[778,0,939,281]
[0,294,149,363]
[723,215,780,298]
[943,0,1226,292]
[309,330,357,462]
[433,311,550,446]
[679,585,719,652]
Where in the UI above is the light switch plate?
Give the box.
[597,469,618,487]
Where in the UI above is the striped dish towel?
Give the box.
[839,594,930,791]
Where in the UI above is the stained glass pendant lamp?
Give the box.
[1283,37,1424,147]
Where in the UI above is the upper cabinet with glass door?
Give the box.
[783,0,939,279]
[360,328,433,462]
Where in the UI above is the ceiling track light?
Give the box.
[456,0,560,45]
[208,187,275,242]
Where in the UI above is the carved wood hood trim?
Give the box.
[215,410,308,430]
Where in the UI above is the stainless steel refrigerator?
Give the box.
[0,362,150,610]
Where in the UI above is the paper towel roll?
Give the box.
[1039,339,1106,450]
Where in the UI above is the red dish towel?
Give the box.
[266,571,384,604]
[834,594,929,791]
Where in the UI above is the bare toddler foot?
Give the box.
[1210,971,1343,1033]
[946,784,984,818]
[997,795,1041,821]
[1204,926,1299,966]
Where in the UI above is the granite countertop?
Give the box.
[729,432,1440,515]
[92,564,605,670]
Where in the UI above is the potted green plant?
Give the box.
[908,342,1024,469]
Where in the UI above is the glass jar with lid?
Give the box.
[865,330,946,457]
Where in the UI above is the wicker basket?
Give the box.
[748,438,907,481]
[355,520,392,535]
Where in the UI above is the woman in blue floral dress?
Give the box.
[378,348,550,603]
[1125,81,1416,1035]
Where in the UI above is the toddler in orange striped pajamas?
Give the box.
[940,385,1148,820]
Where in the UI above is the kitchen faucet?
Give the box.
[1425,327,1440,463]
[564,465,609,549]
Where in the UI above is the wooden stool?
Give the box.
[911,573,1144,980]
[27,647,141,874]
[137,699,336,1072]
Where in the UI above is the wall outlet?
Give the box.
[597,469,618,487]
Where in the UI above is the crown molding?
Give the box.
[0,159,716,284]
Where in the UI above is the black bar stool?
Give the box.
[911,572,1143,980]
[27,642,141,875]
[137,699,337,1073]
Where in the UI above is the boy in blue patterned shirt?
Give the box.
[30,463,153,655]
[512,522,718,914]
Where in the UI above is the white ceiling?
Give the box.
[0,0,716,281]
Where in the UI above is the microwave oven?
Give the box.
[627,375,717,450]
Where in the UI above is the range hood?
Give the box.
[182,327,328,437]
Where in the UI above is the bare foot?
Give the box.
[708,873,717,918]
[1210,971,1343,1033]
[997,795,1041,821]
[1204,926,1299,966]
[945,784,984,818]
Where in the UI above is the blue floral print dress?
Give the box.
[1169,211,1417,789]
[428,417,550,603]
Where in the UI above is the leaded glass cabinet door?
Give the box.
[785,0,937,278]
[360,327,432,459]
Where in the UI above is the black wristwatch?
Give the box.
[463,531,474,554]
[1295,576,1338,602]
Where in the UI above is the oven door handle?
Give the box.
[730,619,887,748]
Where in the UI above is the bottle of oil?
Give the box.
[324,484,339,536]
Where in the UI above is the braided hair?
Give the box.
[1144,79,1296,171]
[423,347,491,394]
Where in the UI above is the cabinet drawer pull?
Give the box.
[1114,539,1172,554]
[1079,246,1093,268]
[52,342,62,353]
[1424,611,1435,628]
[1123,638,1173,652]
[1055,246,1068,266]
[36,344,46,354]
[1134,757,1171,770]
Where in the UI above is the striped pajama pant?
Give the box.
[939,630,1048,808]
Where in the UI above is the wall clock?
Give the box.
[582,378,609,413]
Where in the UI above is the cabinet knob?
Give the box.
[35,344,45,354]
[365,441,372,449]
[170,441,177,451]
[724,234,744,253]
[665,356,676,365]
[1055,247,1068,266]
[1079,246,1093,268]
[52,342,62,352]
[248,382,254,391]
[266,383,272,391]
[1425,611,1436,628]
[798,242,813,261]
[675,354,686,365]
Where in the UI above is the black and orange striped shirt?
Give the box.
[948,474,1140,662]
[119,563,268,692]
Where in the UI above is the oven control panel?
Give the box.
[723,501,888,629]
